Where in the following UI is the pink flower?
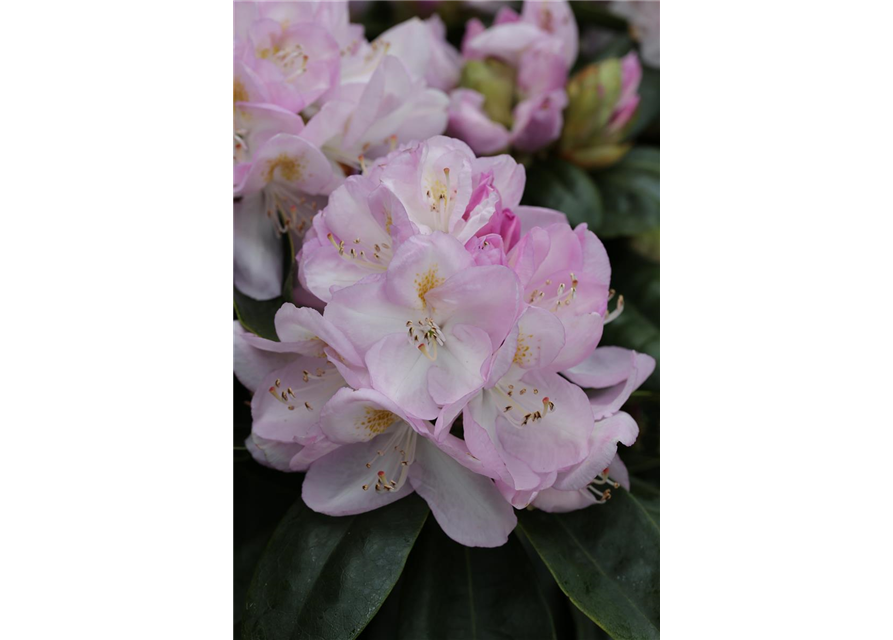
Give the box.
[506,222,611,371]
[302,387,517,547]
[456,307,597,505]
[233,102,335,299]
[531,346,656,512]
[298,136,527,301]
[233,303,367,471]
[324,232,521,420]
[611,0,660,68]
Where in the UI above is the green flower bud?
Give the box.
[459,58,516,129]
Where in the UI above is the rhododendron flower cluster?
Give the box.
[234,135,654,547]
[233,1,455,300]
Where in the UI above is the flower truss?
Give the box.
[233,1,455,300]
[234,135,654,547]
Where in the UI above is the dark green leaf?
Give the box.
[571,2,629,31]
[517,489,660,640]
[593,148,659,238]
[242,494,429,640]
[398,521,557,640]
[233,287,282,341]
[524,159,604,230]
[571,605,613,640]
[233,463,304,625]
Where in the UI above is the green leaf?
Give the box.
[594,147,659,238]
[233,464,304,625]
[398,522,557,640]
[524,159,604,230]
[242,494,429,640]
[517,489,660,640]
[233,287,282,341]
[233,231,296,341]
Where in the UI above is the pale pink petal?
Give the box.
[409,437,517,547]
[245,433,303,472]
[563,345,636,388]
[302,430,415,515]
[552,411,639,490]
[325,277,409,353]
[365,333,439,420]
[427,324,491,406]
[319,387,423,445]
[233,192,283,300]
[530,487,596,513]
[510,90,567,153]
[290,437,340,471]
[446,89,511,155]
[513,206,568,236]
[235,134,334,197]
[512,306,566,370]
[494,370,593,473]
[274,303,363,366]
[233,321,297,393]
[609,454,631,491]
[251,358,345,445]
[383,233,474,311]
[547,312,604,373]
[473,155,526,210]
[463,22,545,66]
[586,351,656,419]
[425,15,461,91]
[425,264,521,350]
[521,0,579,67]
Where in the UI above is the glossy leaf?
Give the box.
[524,159,604,230]
[242,494,429,640]
[517,489,660,640]
[233,463,304,626]
[398,521,557,640]
[593,148,659,238]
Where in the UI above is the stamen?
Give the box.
[605,294,625,324]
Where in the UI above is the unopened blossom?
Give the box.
[445,0,579,154]
[298,136,527,301]
[324,232,521,420]
[302,387,517,547]
[560,51,643,169]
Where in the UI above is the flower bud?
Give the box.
[459,58,517,129]
[560,52,642,169]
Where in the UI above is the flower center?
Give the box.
[406,318,446,361]
[424,168,455,232]
[326,233,391,272]
[527,272,579,312]
[360,424,417,493]
[259,41,310,82]
[493,382,555,427]
[263,186,322,236]
[266,368,328,411]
